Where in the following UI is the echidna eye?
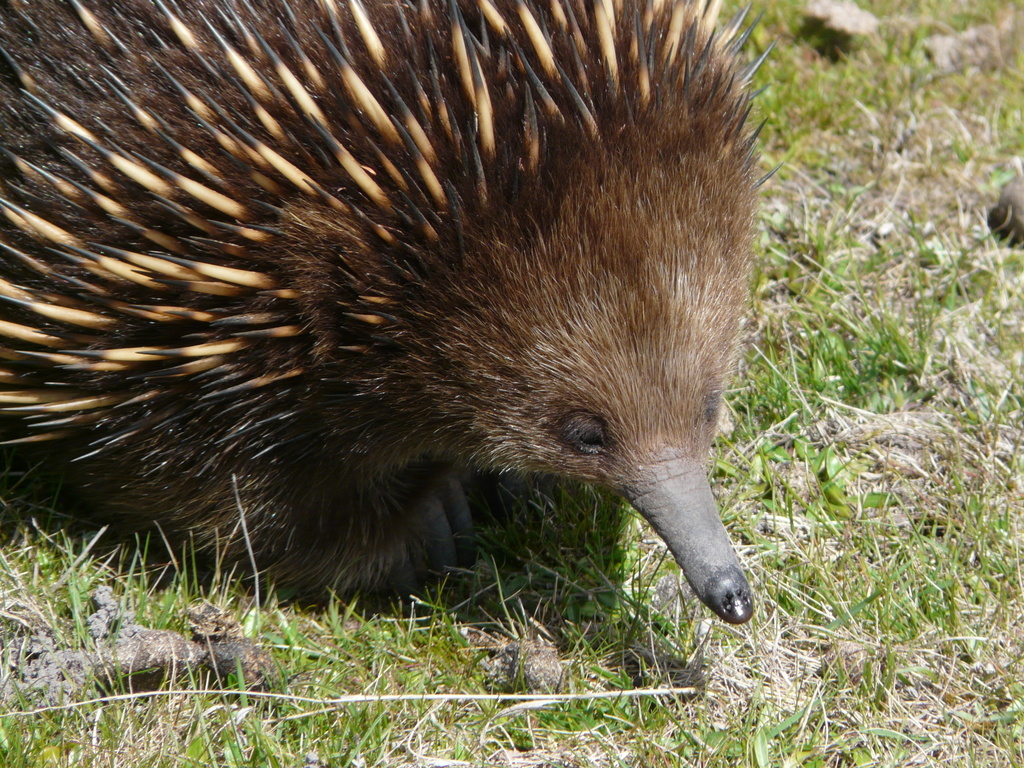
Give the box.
[561,413,607,456]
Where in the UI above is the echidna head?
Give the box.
[412,130,756,623]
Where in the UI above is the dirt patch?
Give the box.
[1,586,276,705]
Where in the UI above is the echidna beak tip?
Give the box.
[703,567,753,624]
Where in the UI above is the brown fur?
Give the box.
[0,0,759,592]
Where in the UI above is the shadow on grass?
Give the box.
[1,456,706,699]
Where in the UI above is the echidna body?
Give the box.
[0,0,762,623]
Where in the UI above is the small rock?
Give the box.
[482,639,564,694]
[988,176,1024,245]
[805,0,879,36]
[925,25,1004,73]
[802,0,879,55]
[972,661,997,678]
[873,221,896,242]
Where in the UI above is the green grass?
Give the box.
[3,1,1024,766]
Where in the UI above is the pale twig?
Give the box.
[2,686,702,721]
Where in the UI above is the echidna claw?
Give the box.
[420,471,475,573]
[386,469,477,593]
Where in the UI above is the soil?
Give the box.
[1,586,276,705]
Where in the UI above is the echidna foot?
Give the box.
[384,470,476,593]
[420,471,476,572]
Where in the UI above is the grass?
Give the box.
[2,1,1024,765]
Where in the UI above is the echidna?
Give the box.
[0,0,766,624]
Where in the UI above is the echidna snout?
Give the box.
[623,455,753,624]
[0,0,765,624]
